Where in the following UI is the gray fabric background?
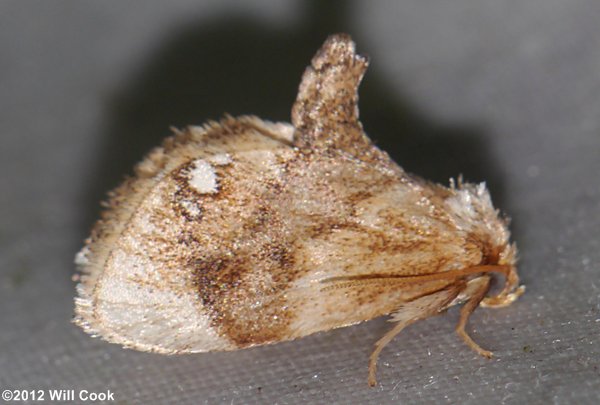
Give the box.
[1,1,599,403]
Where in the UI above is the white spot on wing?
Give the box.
[188,159,217,194]
[181,199,201,218]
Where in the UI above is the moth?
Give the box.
[74,34,525,386]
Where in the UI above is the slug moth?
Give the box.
[74,34,525,386]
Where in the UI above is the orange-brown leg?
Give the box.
[368,318,416,387]
[456,276,493,358]
[368,285,463,386]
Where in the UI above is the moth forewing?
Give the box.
[74,33,524,386]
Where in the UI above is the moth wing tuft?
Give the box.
[291,34,372,155]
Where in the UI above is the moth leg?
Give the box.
[368,317,417,387]
[456,276,493,358]
[368,286,462,387]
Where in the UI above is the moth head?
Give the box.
[446,181,517,268]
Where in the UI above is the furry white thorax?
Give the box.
[445,182,509,249]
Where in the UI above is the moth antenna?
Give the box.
[291,33,372,155]
[321,265,525,307]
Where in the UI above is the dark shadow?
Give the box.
[80,0,508,238]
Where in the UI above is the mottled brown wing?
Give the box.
[74,116,297,353]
